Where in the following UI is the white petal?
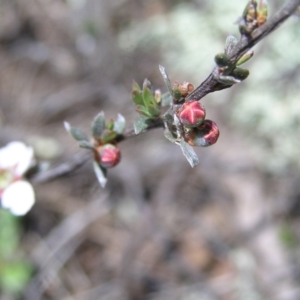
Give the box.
[0,141,34,176]
[1,181,35,216]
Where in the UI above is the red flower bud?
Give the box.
[178,101,206,127]
[184,120,219,147]
[97,144,121,168]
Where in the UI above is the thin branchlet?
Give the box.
[186,0,300,101]
[31,0,300,184]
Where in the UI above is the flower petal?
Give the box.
[1,181,35,216]
[0,142,34,176]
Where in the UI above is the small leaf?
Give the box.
[134,116,150,134]
[179,138,199,168]
[159,65,173,96]
[161,92,172,107]
[101,130,118,144]
[113,114,126,134]
[164,129,177,144]
[132,80,141,93]
[142,86,156,108]
[78,140,94,149]
[147,105,161,118]
[236,50,254,66]
[91,111,105,138]
[64,121,88,141]
[224,34,238,56]
[135,105,154,118]
[106,119,114,131]
[131,90,144,106]
[93,161,107,188]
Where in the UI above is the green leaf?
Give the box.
[132,80,141,93]
[134,116,151,134]
[142,86,156,108]
[147,105,161,118]
[131,90,144,106]
[91,111,105,138]
[236,50,254,66]
[135,105,154,118]
[101,130,118,144]
[106,119,114,131]
[113,114,126,134]
[78,140,94,149]
[159,65,173,96]
[161,92,172,107]
[179,138,199,168]
[93,161,107,188]
[64,122,88,142]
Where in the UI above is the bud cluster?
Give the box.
[64,112,125,187]
[172,81,195,103]
[176,100,219,147]
[156,65,221,167]
[183,120,220,147]
[213,35,253,85]
[239,0,268,35]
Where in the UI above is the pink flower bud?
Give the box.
[97,144,121,168]
[184,120,219,147]
[178,101,206,127]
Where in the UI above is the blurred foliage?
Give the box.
[231,19,300,172]
[0,211,32,297]
[279,222,298,249]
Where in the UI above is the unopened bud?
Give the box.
[232,67,250,81]
[180,82,194,97]
[154,89,162,104]
[257,0,268,26]
[97,144,121,168]
[178,101,206,127]
[236,50,254,66]
[215,53,232,68]
[184,120,219,147]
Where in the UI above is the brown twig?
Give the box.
[186,0,300,101]
[31,0,299,184]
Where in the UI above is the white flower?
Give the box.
[0,141,35,216]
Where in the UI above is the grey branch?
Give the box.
[186,0,300,101]
[31,0,299,184]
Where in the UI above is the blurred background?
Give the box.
[0,0,300,299]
